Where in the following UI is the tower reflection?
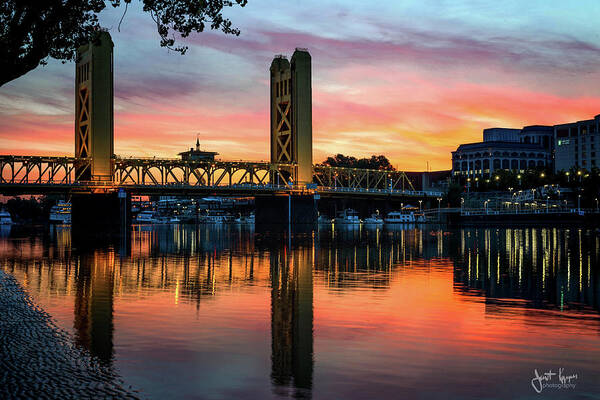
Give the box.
[269,237,314,398]
[73,250,115,365]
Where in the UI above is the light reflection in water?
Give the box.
[0,224,599,399]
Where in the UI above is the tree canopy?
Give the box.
[321,154,396,171]
[0,0,247,87]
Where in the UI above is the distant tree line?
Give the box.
[1,196,60,222]
[321,154,395,171]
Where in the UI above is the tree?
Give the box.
[322,154,396,171]
[0,0,247,87]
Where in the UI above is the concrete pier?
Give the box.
[255,194,317,226]
[71,192,131,233]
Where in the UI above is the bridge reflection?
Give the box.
[1,224,599,396]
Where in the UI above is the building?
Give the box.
[270,49,312,184]
[178,138,218,162]
[452,127,552,178]
[554,115,600,171]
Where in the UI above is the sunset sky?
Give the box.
[1,1,600,171]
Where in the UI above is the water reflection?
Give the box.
[73,251,115,365]
[269,241,313,398]
[454,228,600,313]
[1,224,599,399]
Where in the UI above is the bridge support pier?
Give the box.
[255,194,317,226]
[72,192,131,236]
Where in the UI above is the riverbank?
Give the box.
[0,270,139,399]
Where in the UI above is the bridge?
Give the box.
[0,32,443,227]
[0,155,440,197]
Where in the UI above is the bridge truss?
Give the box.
[0,155,440,197]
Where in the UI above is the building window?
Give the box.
[558,139,570,146]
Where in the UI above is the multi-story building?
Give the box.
[554,115,600,171]
[452,127,552,178]
[452,114,600,178]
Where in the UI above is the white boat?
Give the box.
[334,209,361,225]
[363,213,383,224]
[0,209,13,225]
[169,216,181,223]
[49,202,71,224]
[136,210,158,223]
[318,214,332,224]
[234,213,255,224]
[384,211,416,224]
[199,211,233,224]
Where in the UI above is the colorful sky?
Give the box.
[2,1,600,171]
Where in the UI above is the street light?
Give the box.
[517,174,522,186]
[596,198,599,212]
[566,171,570,183]
[437,197,442,215]
[578,194,581,212]
[418,199,423,211]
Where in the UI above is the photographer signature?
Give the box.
[531,368,578,393]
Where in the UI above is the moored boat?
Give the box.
[334,209,361,225]
[0,209,13,225]
[49,202,71,224]
[384,211,416,224]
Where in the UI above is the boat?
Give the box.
[318,214,332,224]
[49,202,71,224]
[235,213,255,224]
[334,209,361,225]
[135,210,158,223]
[0,209,13,225]
[169,216,181,223]
[199,211,233,224]
[363,212,383,224]
[384,211,416,224]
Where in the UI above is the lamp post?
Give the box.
[546,196,549,213]
[437,197,442,219]
[419,200,423,212]
[596,198,599,212]
[566,171,570,183]
[517,174,521,187]
[578,194,581,212]
[578,170,582,183]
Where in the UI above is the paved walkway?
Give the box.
[0,270,140,399]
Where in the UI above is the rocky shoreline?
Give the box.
[0,270,140,399]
